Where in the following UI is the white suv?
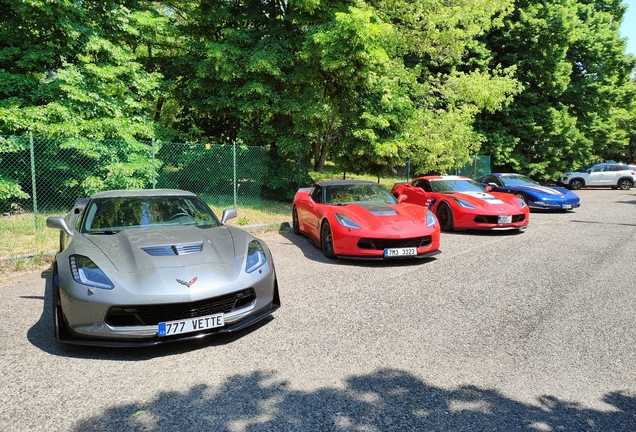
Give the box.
[557,163,636,190]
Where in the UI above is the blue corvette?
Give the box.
[475,173,581,210]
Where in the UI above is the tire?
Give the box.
[569,179,584,190]
[51,271,63,342]
[292,207,300,235]
[618,178,633,190]
[436,202,454,232]
[320,221,336,259]
[515,193,527,205]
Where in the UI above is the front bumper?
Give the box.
[56,268,279,347]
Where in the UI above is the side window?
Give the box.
[311,186,322,203]
[483,175,498,185]
[422,181,433,192]
[607,165,619,172]
[591,165,602,172]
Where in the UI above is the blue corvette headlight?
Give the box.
[246,240,267,273]
[454,198,476,209]
[426,210,437,227]
[335,213,361,230]
[69,255,114,290]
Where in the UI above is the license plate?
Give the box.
[498,215,512,224]
[384,247,417,258]
[158,313,225,337]
[562,204,572,209]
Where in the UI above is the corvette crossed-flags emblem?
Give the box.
[176,277,197,288]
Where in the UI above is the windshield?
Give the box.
[429,179,487,193]
[81,195,220,233]
[498,175,539,187]
[324,184,397,205]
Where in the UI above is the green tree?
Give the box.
[476,0,636,179]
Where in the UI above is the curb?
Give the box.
[241,221,292,233]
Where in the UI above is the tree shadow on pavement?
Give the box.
[73,368,635,431]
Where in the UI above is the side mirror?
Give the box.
[46,216,73,237]
[397,194,409,203]
[221,209,238,224]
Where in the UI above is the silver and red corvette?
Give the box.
[46,189,280,347]
[391,176,529,232]
[292,180,441,259]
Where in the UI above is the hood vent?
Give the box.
[356,202,397,216]
[141,242,203,257]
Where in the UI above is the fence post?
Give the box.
[29,132,38,228]
[233,142,237,208]
[152,139,156,189]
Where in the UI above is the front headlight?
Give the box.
[517,197,527,208]
[454,198,476,209]
[69,255,114,290]
[334,213,361,230]
[426,210,437,227]
[246,240,267,274]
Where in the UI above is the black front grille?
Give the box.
[357,236,432,250]
[106,289,255,326]
[473,214,526,224]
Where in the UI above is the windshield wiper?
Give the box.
[87,230,120,235]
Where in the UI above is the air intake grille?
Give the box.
[141,242,203,256]
[106,289,255,326]
[357,236,432,250]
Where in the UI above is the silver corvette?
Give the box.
[46,189,280,347]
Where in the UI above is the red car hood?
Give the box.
[443,191,521,210]
[334,202,433,234]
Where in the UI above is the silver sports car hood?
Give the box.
[83,225,242,273]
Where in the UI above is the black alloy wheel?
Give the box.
[618,179,633,190]
[436,202,454,232]
[320,221,336,259]
[569,179,584,190]
[292,207,300,235]
[51,272,63,342]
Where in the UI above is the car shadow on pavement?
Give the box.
[26,268,277,360]
[71,368,635,431]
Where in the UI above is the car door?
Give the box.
[603,165,622,185]
[586,165,605,186]
[302,185,324,241]
[404,180,433,207]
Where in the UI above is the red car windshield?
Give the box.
[429,179,487,193]
[324,184,397,205]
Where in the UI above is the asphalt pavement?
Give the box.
[1,188,635,431]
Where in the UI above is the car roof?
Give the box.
[90,189,198,199]
[414,175,471,181]
[316,180,378,186]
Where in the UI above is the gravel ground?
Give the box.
[1,189,635,431]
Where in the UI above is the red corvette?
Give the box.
[292,180,441,259]
[391,176,529,232]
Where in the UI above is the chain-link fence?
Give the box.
[0,135,281,217]
[1,135,491,216]
[451,155,491,178]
